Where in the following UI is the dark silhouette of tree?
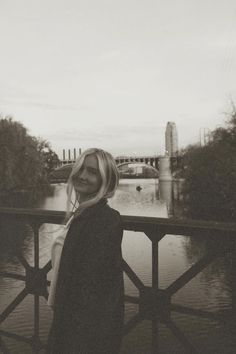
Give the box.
[181,108,236,221]
[0,115,60,192]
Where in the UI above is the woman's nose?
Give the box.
[79,168,87,180]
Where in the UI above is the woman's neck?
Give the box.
[79,192,98,204]
[78,194,89,204]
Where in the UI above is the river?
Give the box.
[0,179,234,353]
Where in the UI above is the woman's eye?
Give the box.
[89,169,98,175]
[72,174,79,182]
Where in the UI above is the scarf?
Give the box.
[47,215,74,307]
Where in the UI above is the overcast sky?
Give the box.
[0,0,236,158]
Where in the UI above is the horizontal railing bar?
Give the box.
[0,207,64,224]
[122,216,236,238]
[1,207,236,238]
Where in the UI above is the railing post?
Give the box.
[152,238,159,293]
[33,295,40,354]
[232,241,236,346]
[31,221,42,353]
[33,223,40,270]
[152,237,159,353]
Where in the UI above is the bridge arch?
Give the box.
[117,162,158,179]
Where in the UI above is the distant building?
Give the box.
[165,122,178,156]
[199,128,211,146]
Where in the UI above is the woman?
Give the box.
[48,148,124,354]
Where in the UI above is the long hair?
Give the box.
[66,148,119,220]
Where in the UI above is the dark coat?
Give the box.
[48,199,124,354]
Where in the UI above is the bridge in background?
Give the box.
[60,149,181,169]
[47,149,185,184]
[61,148,161,169]
[50,149,183,184]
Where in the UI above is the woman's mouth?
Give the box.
[78,179,88,185]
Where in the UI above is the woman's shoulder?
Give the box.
[98,203,122,224]
[94,205,123,241]
[71,200,122,229]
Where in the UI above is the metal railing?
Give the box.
[0,207,235,353]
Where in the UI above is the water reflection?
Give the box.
[109,179,167,217]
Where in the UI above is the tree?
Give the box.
[0,116,60,192]
[34,138,60,176]
[181,109,236,221]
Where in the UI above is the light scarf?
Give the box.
[47,215,74,307]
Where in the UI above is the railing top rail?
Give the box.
[122,214,236,237]
[0,207,65,225]
[0,207,236,238]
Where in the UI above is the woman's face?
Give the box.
[73,154,102,199]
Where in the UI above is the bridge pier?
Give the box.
[159,156,172,181]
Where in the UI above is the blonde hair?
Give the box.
[66,148,119,220]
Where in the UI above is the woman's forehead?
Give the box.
[83,154,99,169]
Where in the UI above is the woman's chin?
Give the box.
[75,186,89,195]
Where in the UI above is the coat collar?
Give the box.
[74,198,108,220]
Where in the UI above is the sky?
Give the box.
[0,0,236,158]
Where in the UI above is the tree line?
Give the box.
[0,116,60,193]
[180,107,236,222]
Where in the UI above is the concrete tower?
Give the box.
[165,122,178,156]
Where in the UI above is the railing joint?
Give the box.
[26,267,48,296]
[139,287,171,321]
